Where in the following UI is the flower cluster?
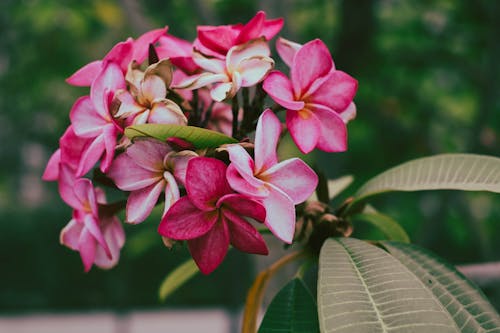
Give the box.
[43,11,357,274]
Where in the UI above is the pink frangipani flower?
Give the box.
[60,178,125,272]
[175,38,274,102]
[196,11,283,58]
[158,157,268,274]
[263,39,358,154]
[225,109,318,243]
[108,138,197,224]
[70,62,126,177]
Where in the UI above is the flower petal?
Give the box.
[60,218,83,251]
[107,153,162,191]
[254,109,280,174]
[132,26,168,63]
[226,164,269,199]
[70,96,107,138]
[311,104,348,152]
[236,11,265,43]
[306,70,358,112]
[94,216,125,269]
[261,158,318,204]
[188,219,229,274]
[226,38,270,72]
[42,149,61,181]
[185,157,232,211]
[90,62,126,119]
[76,134,105,177]
[218,193,266,223]
[66,60,102,86]
[197,25,240,55]
[263,71,304,111]
[127,138,171,171]
[262,186,296,244]
[126,180,165,224]
[149,99,187,125]
[163,171,180,214]
[286,109,321,154]
[237,56,274,87]
[291,39,333,96]
[340,102,357,123]
[158,197,218,239]
[210,82,234,102]
[223,209,268,255]
[78,228,97,272]
[100,124,118,173]
[276,37,301,68]
[141,75,167,103]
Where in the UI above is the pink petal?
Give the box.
[94,216,125,269]
[157,34,193,58]
[236,11,265,43]
[73,178,98,214]
[185,157,232,211]
[237,57,274,87]
[108,153,162,191]
[188,219,229,274]
[276,37,301,67]
[197,25,240,55]
[263,71,304,111]
[217,193,266,223]
[174,72,227,91]
[223,209,268,255]
[126,138,171,172]
[340,102,357,123]
[60,218,83,250]
[90,62,126,119]
[78,228,97,272]
[261,17,284,40]
[311,104,348,152]
[254,109,280,174]
[132,27,168,63]
[59,126,91,170]
[42,149,61,181]
[114,90,145,118]
[83,214,111,259]
[193,50,226,74]
[103,40,134,72]
[163,172,180,214]
[286,109,321,154]
[149,100,187,125]
[99,124,118,173]
[66,61,102,86]
[70,96,107,138]
[58,164,79,208]
[210,82,234,102]
[225,145,267,193]
[291,39,333,96]
[126,180,165,224]
[141,75,167,102]
[262,186,296,244]
[307,70,358,112]
[158,197,219,239]
[226,38,270,71]
[261,158,318,204]
[76,134,105,177]
[167,150,198,185]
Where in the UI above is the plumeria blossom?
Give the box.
[158,157,268,274]
[70,62,126,176]
[114,59,187,125]
[263,39,358,154]
[195,10,283,58]
[60,178,125,272]
[175,38,274,102]
[225,109,318,243]
[156,34,199,74]
[66,27,168,86]
[108,138,197,224]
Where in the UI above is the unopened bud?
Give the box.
[162,236,177,249]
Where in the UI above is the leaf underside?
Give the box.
[353,212,410,243]
[318,238,460,333]
[125,123,238,149]
[259,278,320,333]
[381,241,500,333]
[350,154,500,210]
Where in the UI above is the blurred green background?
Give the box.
[0,0,499,313]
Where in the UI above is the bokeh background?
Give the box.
[1,0,499,315]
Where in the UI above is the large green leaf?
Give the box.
[346,154,500,214]
[381,241,500,332]
[318,238,460,332]
[353,212,410,243]
[259,278,319,333]
[158,258,199,302]
[125,124,238,149]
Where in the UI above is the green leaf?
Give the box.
[353,212,410,243]
[318,238,461,332]
[328,175,354,200]
[259,278,319,333]
[347,154,500,213]
[158,258,199,302]
[381,241,500,332]
[125,124,238,149]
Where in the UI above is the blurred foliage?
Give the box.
[0,0,499,312]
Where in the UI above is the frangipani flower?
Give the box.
[66,27,168,87]
[70,62,126,176]
[108,138,197,224]
[196,10,283,58]
[158,157,268,274]
[263,39,358,154]
[60,178,125,272]
[115,59,187,125]
[156,34,199,74]
[225,109,318,243]
[175,38,274,102]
